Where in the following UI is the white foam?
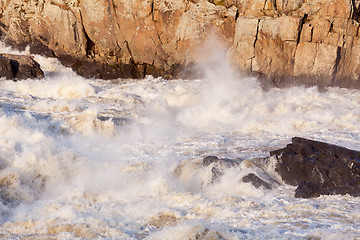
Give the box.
[0,41,359,238]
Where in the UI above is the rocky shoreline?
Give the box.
[271,137,360,198]
[1,0,360,87]
[200,137,360,198]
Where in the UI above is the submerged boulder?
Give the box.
[271,137,360,198]
[201,156,273,189]
[202,156,239,168]
[242,173,272,190]
[201,156,240,182]
[199,137,360,198]
[0,54,44,80]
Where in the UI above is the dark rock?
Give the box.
[202,156,220,165]
[210,166,223,183]
[0,56,15,79]
[202,156,239,168]
[295,181,321,198]
[242,173,272,190]
[201,156,240,182]
[271,137,360,198]
[0,54,44,79]
[29,39,55,58]
[58,56,141,80]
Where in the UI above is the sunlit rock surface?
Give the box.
[1,0,360,87]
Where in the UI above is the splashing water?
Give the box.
[0,42,359,239]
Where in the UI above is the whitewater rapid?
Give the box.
[0,42,359,239]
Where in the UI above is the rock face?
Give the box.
[1,0,360,87]
[0,54,44,79]
[271,137,360,198]
[229,0,360,88]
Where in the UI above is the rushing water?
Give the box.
[0,42,359,239]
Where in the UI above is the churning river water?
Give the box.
[0,42,359,239]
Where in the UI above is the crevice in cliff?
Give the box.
[235,10,239,21]
[297,14,308,45]
[124,40,142,78]
[142,64,148,78]
[79,11,95,57]
[329,21,334,33]
[84,30,95,57]
[271,0,277,11]
[124,40,134,63]
[331,46,342,87]
[253,19,260,49]
[351,0,360,21]
[154,23,164,46]
[250,19,260,72]
[150,0,154,20]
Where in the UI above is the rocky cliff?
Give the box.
[1,0,360,87]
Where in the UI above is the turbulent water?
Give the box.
[0,42,359,239]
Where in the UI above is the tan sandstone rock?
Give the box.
[0,0,360,87]
[229,17,259,70]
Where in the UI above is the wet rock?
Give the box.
[28,39,55,58]
[202,156,239,168]
[271,137,360,198]
[202,156,240,182]
[295,181,320,198]
[242,173,272,190]
[58,56,140,80]
[0,54,44,80]
[201,156,275,188]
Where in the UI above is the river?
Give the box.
[0,42,359,239]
